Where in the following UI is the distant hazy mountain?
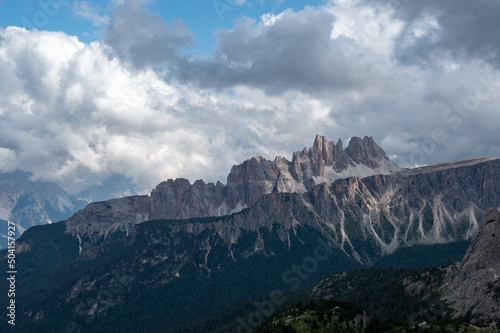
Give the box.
[0,171,138,249]
[71,174,140,212]
[0,171,74,249]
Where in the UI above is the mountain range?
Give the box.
[1,135,499,332]
[66,135,499,264]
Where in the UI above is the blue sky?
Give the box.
[0,0,323,52]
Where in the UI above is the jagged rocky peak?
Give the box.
[292,134,337,165]
[153,178,225,194]
[346,136,388,167]
[225,135,397,189]
[312,134,336,164]
[274,155,289,165]
[150,177,226,220]
[293,135,392,166]
[311,134,344,155]
[224,134,398,209]
[227,155,278,184]
[444,207,500,323]
[292,135,401,182]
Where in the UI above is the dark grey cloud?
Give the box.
[376,0,500,67]
[105,3,367,95]
[104,0,193,68]
[175,7,363,95]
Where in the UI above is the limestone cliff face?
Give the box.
[150,179,227,220]
[65,195,151,241]
[444,208,500,322]
[294,158,500,262]
[311,207,500,325]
